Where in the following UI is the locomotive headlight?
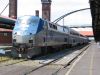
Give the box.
[17,31,21,35]
[13,36,16,38]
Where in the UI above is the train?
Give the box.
[12,15,89,58]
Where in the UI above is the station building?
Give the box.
[0,16,15,45]
[0,28,12,45]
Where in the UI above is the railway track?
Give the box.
[24,44,90,75]
[0,44,90,75]
[52,44,90,75]
[0,58,28,67]
[0,56,11,62]
[0,49,28,67]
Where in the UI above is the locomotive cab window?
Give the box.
[29,18,39,25]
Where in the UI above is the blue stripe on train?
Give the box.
[36,19,44,33]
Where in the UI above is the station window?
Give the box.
[0,33,2,35]
[4,33,7,36]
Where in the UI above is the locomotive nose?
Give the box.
[13,36,34,44]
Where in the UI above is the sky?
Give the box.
[0,0,92,26]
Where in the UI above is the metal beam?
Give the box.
[53,8,90,23]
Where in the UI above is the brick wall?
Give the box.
[0,32,12,45]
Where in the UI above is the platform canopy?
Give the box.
[89,0,100,41]
[0,16,15,25]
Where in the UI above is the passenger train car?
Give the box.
[12,15,89,58]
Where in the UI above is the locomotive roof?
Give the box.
[16,15,84,36]
[17,15,40,20]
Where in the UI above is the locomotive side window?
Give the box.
[49,23,53,28]
[73,39,75,43]
[43,37,45,42]
[64,38,67,42]
[64,28,69,33]
[53,25,57,30]
[49,23,57,30]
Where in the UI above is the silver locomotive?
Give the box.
[12,15,89,58]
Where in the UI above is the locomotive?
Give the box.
[12,15,89,58]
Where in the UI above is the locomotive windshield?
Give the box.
[16,18,39,25]
[13,16,40,35]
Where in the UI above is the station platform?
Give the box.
[65,42,100,75]
[0,46,12,49]
[0,45,12,50]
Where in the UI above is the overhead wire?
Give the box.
[0,0,9,15]
[0,0,5,10]
[0,3,9,15]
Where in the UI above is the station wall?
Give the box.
[0,28,12,45]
